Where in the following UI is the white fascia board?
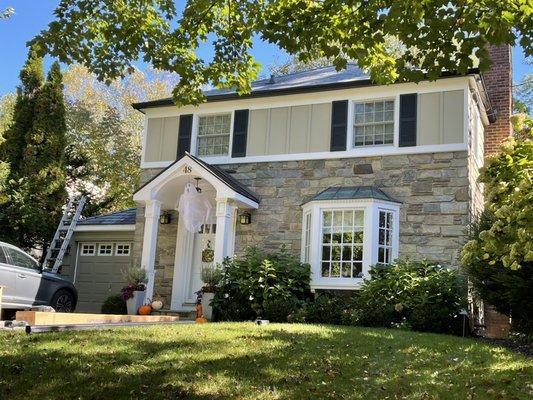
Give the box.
[75,224,135,232]
[142,142,467,169]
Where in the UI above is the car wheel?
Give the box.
[50,289,75,312]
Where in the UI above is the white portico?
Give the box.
[133,153,259,309]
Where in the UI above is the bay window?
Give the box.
[301,190,400,290]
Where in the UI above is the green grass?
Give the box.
[1,323,531,399]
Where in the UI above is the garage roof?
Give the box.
[78,208,136,225]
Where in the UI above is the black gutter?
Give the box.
[132,69,481,111]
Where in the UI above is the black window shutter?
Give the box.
[176,114,193,159]
[399,94,417,147]
[330,100,348,151]
[231,109,249,158]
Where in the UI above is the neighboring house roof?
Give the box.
[132,65,481,111]
[134,152,261,205]
[306,186,401,204]
[78,208,137,225]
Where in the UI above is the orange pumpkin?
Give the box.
[138,304,152,315]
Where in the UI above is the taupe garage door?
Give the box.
[74,243,131,313]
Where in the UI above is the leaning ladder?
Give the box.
[43,196,87,273]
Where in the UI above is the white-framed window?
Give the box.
[98,243,113,256]
[353,99,395,147]
[197,113,231,156]
[81,243,96,256]
[301,198,400,290]
[321,209,364,278]
[378,210,394,264]
[115,243,131,256]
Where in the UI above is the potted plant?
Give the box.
[121,266,147,315]
[200,264,223,321]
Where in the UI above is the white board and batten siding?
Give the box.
[140,78,472,167]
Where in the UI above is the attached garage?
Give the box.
[61,209,136,313]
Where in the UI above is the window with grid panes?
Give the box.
[378,210,394,264]
[354,99,395,146]
[321,210,364,278]
[197,114,231,156]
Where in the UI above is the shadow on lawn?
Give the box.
[0,324,530,399]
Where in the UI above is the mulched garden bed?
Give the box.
[477,337,533,357]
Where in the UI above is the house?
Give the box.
[66,45,512,315]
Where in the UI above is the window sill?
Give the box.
[310,278,365,291]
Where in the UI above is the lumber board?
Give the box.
[15,311,179,326]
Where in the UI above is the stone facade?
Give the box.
[134,151,477,307]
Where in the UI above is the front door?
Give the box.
[171,222,216,310]
[185,224,216,304]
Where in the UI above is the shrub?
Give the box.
[263,296,303,323]
[461,136,533,333]
[345,260,467,334]
[305,292,354,325]
[212,246,311,321]
[101,294,127,314]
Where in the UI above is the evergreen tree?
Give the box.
[0,51,67,252]
[21,61,68,253]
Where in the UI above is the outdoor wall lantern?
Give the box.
[239,212,251,225]
[159,212,171,225]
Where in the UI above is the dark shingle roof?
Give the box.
[132,64,480,111]
[188,154,260,204]
[78,208,137,225]
[307,186,401,204]
[133,65,368,109]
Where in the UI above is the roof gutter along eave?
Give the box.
[132,69,481,112]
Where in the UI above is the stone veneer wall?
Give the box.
[134,151,474,307]
[228,152,471,265]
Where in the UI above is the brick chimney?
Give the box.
[482,45,513,155]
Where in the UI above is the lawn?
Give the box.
[1,323,531,399]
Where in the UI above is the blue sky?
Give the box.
[0,0,531,96]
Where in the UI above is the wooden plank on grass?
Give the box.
[15,311,179,326]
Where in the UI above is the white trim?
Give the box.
[195,111,233,158]
[301,198,400,290]
[141,142,467,168]
[75,224,135,232]
[72,242,81,284]
[140,117,148,166]
[141,77,470,118]
[79,242,96,256]
[115,242,132,256]
[97,243,114,256]
[134,153,259,209]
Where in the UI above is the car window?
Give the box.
[0,247,7,264]
[4,247,40,271]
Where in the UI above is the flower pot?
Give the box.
[201,292,215,321]
[126,290,145,315]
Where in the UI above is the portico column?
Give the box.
[214,198,238,263]
[141,199,161,301]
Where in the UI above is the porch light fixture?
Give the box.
[159,212,171,225]
[239,212,251,225]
